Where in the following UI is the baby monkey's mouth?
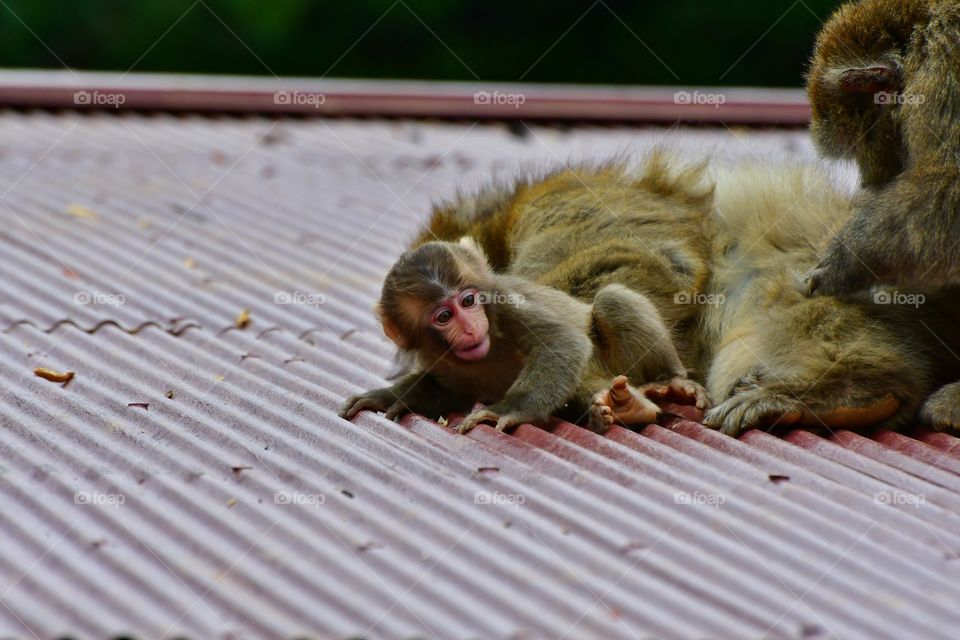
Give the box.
[455,335,491,361]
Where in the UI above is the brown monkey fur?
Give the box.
[341,237,703,434]
[417,154,716,422]
[405,154,959,437]
[806,0,960,292]
[805,0,960,429]
[702,164,959,436]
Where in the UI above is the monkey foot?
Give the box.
[589,375,662,433]
[704,388,900,438]
[638,376,711,411]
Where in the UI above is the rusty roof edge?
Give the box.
[0,69,811,124]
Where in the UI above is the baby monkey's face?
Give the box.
[429,287,490,361]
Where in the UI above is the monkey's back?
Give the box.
[507,156,714,330]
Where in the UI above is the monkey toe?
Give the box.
[457,408,499,434]
[494,415,525,432]
[587,403,615,434]
[920,382,960,432]
[641,377,712,411]
[802,267,825,297]
[384,401,408,421]
[340,394,388,420]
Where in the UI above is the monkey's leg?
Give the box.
[592,284,685,379]
[703,318,912,439]
[591,284,709,407]
[920,381,960,432]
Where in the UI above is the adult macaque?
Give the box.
[804,0,960,294]
[340,238,706,434]
[702,164,958,436]
[803,0,960,429]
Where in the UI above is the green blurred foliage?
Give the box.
[0,0,843,86]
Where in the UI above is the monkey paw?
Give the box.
[456,406,535,434]
[802,254,875,298]
[920,382,960,432]
[339,389,408,422]
[702,390,805,438]
[639,377,711,411]
[589,375,662,433]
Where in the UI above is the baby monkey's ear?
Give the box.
[837,64,899,94]
[376,303,406,347]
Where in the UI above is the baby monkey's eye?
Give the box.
[460,290,477,308]
[434,308,453,325]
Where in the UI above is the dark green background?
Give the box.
[0,0,843,86]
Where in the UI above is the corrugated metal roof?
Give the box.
[1,110,959,640]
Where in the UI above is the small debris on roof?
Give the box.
[437,416,449,428]
[477,466,499,474]
[341,489,354,499]
[183,257,197,269]
[231,465,253,475]
[62,268,79,279]
[66,203,99,221]
[768,474,791,484]
[235,308,251,329]
[226,497,238,508]
[164,390,175,399]
[33,367,75,385]
[127,402,149,411]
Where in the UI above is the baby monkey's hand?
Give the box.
[456,404,539,434]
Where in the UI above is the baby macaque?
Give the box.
[340,238,706,434]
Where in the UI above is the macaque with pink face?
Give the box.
[341,238,708,434]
